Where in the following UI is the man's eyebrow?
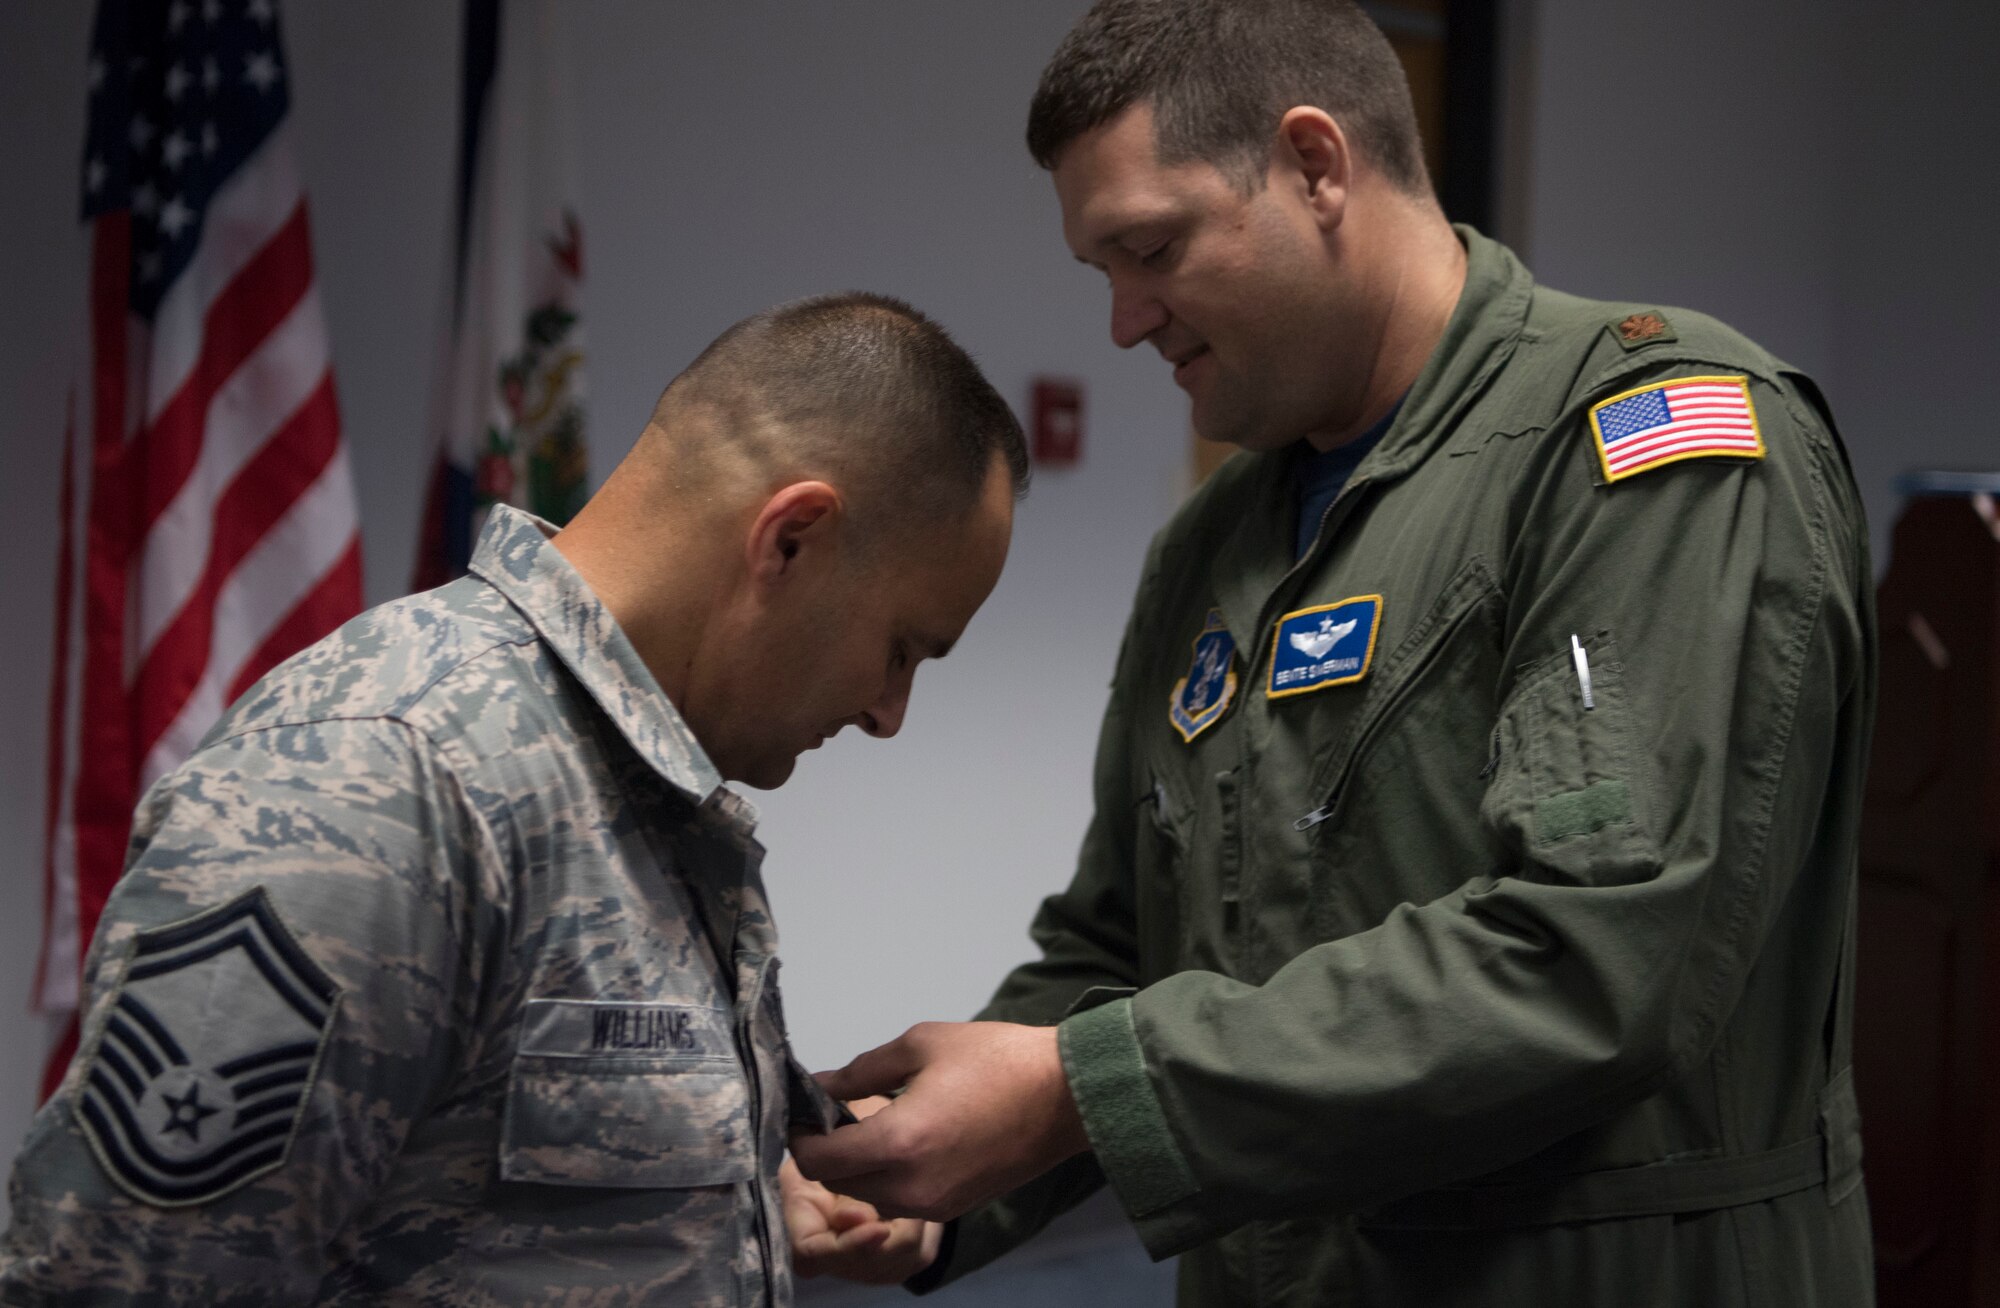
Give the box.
[1076,224,1143,258]
[1072,215,1172,265]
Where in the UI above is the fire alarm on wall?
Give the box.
[1031,377,1083,467]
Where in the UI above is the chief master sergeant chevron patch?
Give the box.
[73,888,340,1208]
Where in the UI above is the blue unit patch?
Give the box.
[1268,595,1383,699]
[74,888,339,1208]
[1169,608,1239,743]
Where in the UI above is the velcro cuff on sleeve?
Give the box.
[1058,997,1198,1219]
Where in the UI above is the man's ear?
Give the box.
[1273,106,1350,232]
[745,481,844,585]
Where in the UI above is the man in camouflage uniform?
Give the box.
[791,3,1878,1305]
[1,292,1025,1306]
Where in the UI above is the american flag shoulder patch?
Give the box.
[1588,374,1765,484]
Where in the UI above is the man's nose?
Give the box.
[861,679,911,739]
[1109,279,1167,350]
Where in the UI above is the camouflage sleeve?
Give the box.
[1,716,502,1305]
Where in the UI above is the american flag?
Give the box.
[38,0,361,1095]
[1590,374,1764,482]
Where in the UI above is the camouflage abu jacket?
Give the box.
[2,506,838,1307]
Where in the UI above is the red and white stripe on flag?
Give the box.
[38,0,362,1098]
[1589,374,1766,483]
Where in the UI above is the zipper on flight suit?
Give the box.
[1279,472,1371,598]
[1294,801,1337,832]
[1274,451,1494,831]
[1277,475,1375,838]
[1292,576,1496,832]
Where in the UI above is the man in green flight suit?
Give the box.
[787,1,1878,1303]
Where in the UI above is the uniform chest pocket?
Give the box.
[499,999,754,1189]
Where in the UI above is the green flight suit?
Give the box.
[923,229,1877,1305]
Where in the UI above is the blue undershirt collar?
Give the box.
[1294,400,1402,560]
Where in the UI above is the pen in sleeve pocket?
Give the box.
[1570,634,1595,710]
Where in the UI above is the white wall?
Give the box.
[5,0,1997,1236]
[1522,0,2000,563]
[1826,2,2000,550]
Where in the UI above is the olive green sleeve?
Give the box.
[1052,367,1872,1258]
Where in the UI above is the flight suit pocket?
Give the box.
[1485,632,1659,884]
[500,999,755,1188]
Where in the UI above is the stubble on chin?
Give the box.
[1192,389,1266,453]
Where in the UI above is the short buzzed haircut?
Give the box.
[1027,0,1429,196]
[652,293,1028,543]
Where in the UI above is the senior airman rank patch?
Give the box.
[75,888,338,1207]
[1589,375,1764,483]
[1269,596,1382,699]
[1169,608,1238,743]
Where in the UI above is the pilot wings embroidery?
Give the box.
[1289,616,1357,660]
[1268,596,1381,699]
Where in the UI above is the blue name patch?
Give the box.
[1169,608,1238,743]
[1267,596,1382,699]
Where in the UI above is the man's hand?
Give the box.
[784,1095,940,1284]
[781,1156,942,1283]
[786,1021,1090,1221]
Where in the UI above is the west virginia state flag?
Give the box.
[413,0,588,590]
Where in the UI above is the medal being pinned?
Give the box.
[1169,608,1239,743]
